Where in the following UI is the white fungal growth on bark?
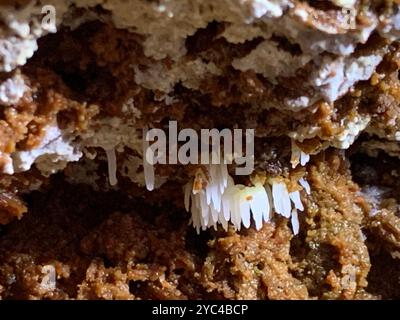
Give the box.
[184,163,310,235]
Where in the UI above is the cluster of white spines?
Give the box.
[291,140,310,168]
[223,181,272,231]
[184,163,311,235]
[139,138,312,234]
[184,163,229,232]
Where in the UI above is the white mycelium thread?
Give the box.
[143,156,155,191]
[105,148,118,186]
[142,128,155,191]
[184,163,309,234]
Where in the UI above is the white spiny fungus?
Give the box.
[291,140,310,168]
[222,181,271,231]
[184,163,309,234]
[139,138,311,234]
[272,181,292,218]
[186,164,232,233]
